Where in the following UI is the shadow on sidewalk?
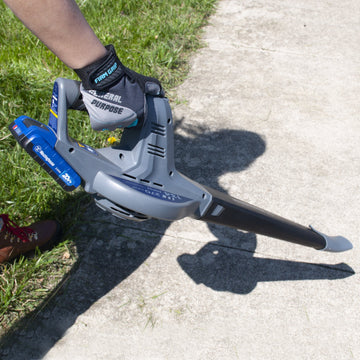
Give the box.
[174,120,354,293]
[177,225,354,294]
[0,120,354,359]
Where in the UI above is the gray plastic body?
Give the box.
[54,78,211,221]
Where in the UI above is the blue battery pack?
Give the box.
[9,116,81,191]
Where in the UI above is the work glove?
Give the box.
[74,45,164,131]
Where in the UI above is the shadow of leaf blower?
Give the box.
[9,78,353,253]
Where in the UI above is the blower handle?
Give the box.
[48,78,83,143]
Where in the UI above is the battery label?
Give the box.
[33,144,56,167]
[32,141,80,187]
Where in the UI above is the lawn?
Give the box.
[0,0,216,334]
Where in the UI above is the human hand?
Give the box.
[75,45,164,131]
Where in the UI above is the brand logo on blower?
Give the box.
[34,145,55,167]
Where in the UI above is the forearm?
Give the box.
[3,0,107,68]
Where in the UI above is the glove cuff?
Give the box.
[74,44,124,91]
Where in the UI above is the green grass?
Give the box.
[0,0,216,334]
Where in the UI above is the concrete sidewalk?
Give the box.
[1,0,359,359]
